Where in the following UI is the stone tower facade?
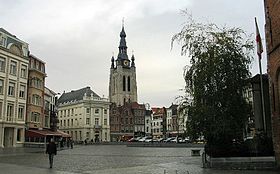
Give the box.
[109,26,137,106]
[264,0,280,167]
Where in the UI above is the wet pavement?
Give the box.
[0,145,278,174]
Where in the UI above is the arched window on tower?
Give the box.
[128,76,131,92]
[123,76,126,91]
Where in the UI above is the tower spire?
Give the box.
[117,20,128,61]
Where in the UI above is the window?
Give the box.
[95,118,99,125]
[0,57,6,72]
[18,105,24,120]
[10,61,17,75]
[19,85,26,98]
[20,65,27,78]
[8,82,15,96]
[104,109,107,114]
[123,75,126,91]
[0,101,2,118]
[128,76,130,91]
[30,78,42,89]
[86,108,90,114]
[86,118,90,125]
[104,118,107,125]
[32,94,41,106]
[41,64,45,73]
[1,36,6,47]
[71,119,73,126]
[17,129,22,142]
[31,112,40,122]
[7,104,14,121]
[95,109,99,114]
[0,79,3,94]
[45,116,49,127]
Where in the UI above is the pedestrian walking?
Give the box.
[46,138,57,168]
[70,138,73,149]
[67,139,70,148]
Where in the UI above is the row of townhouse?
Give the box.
[149,104,187,139]
[108,102,187,142]
[0,28,60,148]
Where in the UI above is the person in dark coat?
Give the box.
[46,138,57,168]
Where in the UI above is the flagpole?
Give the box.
[255,17,266,133]
[258,54,266,133]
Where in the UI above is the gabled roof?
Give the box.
[168,104,178,115]
[152,107,166,115]
[131,102,145,109]
[57,87,100,104]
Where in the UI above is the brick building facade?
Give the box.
[264,0,280,167]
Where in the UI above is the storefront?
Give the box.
[25,129,70,147]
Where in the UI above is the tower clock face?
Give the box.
[123,60,129,66]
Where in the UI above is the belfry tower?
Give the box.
[109,24,138,106]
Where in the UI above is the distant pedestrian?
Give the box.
[67,139,70,148]
[70,138,73,149]
[46,138,57,168]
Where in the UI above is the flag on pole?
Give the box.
[255,17,263,58]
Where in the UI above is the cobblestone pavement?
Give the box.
[0,145,278,174]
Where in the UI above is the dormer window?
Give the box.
[0,34,7,47]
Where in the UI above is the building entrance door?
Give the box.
[4,127,14,147]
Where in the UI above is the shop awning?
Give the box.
[26,129,70,138]
[57,130,71,138]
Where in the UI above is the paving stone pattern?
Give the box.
[0,145,278,174]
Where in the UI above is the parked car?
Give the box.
[138,136,151,142]
[164,137,175,143]
[184,137,191,143]
[127,137,138,142]
[156,138,164,142]
[171,137,178,143]
[144,137,153,142]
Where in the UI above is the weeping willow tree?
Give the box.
[172,13,253,156]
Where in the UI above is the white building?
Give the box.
[44,87,57,129]
[151,107,166,138]
[57,87,110,142]
[145,110,152,136]
[0,28,29,147]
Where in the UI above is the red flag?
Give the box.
[255,17,263,58]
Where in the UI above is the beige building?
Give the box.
[26,54,46,130]
[57,87,110,142]
[0,28,29,147]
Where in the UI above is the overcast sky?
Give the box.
[0,0,266,107]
